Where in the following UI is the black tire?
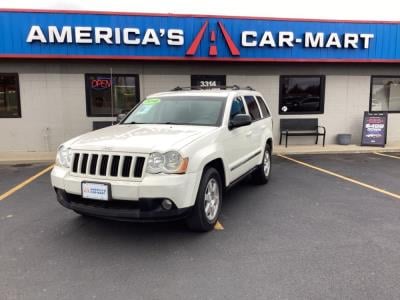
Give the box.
[186,167,223,232]
[73,210,95,219]
[252,144,271,185]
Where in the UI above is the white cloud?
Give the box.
[1,0,400,21]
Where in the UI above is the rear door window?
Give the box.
[244,96,261,121]
[256,96,271,118]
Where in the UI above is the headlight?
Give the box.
[147,151,189,174]
[147,152,165,173]
[55,145,72,168]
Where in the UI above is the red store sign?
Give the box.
[91,78,111,89]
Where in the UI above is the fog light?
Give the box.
[161,199,173,210]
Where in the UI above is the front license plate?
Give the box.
[82,182,110,201]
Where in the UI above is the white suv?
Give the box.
[51,86,273,231]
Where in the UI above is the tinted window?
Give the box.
[279,76,325,114]
[244,96,261,120]
[0,74,21,118]
[256,96,270,118]
[370,76,400,112]
[123,96,226,126]
[86,74,140,117]
[230,97,246,119]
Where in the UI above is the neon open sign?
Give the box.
[91,78,111,89]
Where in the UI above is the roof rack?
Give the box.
[171,85,255,91]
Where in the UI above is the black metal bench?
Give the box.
[279,118,326,147]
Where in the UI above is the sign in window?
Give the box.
[85,74,140,117]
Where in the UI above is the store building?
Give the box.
[0,9,399,151]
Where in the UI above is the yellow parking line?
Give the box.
[1,164,227,230]
[374,152,400,160]
[214,221,224,230]
[0,164,54,202]
[278,154,400,201]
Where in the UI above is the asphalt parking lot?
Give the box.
[1,153,400,300]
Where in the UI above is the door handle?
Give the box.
[246,131,253,136]
[261,125,267,129]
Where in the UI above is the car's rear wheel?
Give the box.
[252,143,271,185]
[186,167,222,232]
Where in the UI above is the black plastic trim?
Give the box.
[55,189,191,222]
[230,150,262,171]
[226,166,258,190]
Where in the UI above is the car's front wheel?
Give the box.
[73,210,96,219]
[186,167,222,232]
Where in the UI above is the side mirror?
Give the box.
[229,114,252,130]
[116,113,127,123]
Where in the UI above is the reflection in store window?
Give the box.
[279,76,325,114]
[0,74,21,118]
[371,77,400,112]
[85,74,140,117]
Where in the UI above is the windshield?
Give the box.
[122,96,226,126]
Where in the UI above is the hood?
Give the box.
[67,124,218,153]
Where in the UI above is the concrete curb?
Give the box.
[0,152,56,165]
[273,143,400,155]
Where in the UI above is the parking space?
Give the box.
[1,153,400,299]
[281,152,400,194]
[0,163,51,196]
[375,152,400,160]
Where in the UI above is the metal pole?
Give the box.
[110,67,114,125]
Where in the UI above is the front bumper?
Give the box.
[55,189,192,222]
[51,165,200,212]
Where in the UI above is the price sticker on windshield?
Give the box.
[143,98,160,105]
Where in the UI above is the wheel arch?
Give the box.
[203,158,226,189]
[266,137,273,152]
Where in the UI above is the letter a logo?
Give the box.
[186,21,240,57]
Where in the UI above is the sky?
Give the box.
[1,0,400,21]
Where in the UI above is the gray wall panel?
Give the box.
[0,61,399,151]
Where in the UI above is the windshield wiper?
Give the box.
[159,122,183,125]
[124,121,184,125]
[124,121,144,125]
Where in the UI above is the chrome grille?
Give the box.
[71,152,146,179]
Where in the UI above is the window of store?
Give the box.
[279,75,325,115]
[85,74,140,117]
[0,74,21,118]
[191,75,226,88]
[244,96,261,121]
[370,76,400,113]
